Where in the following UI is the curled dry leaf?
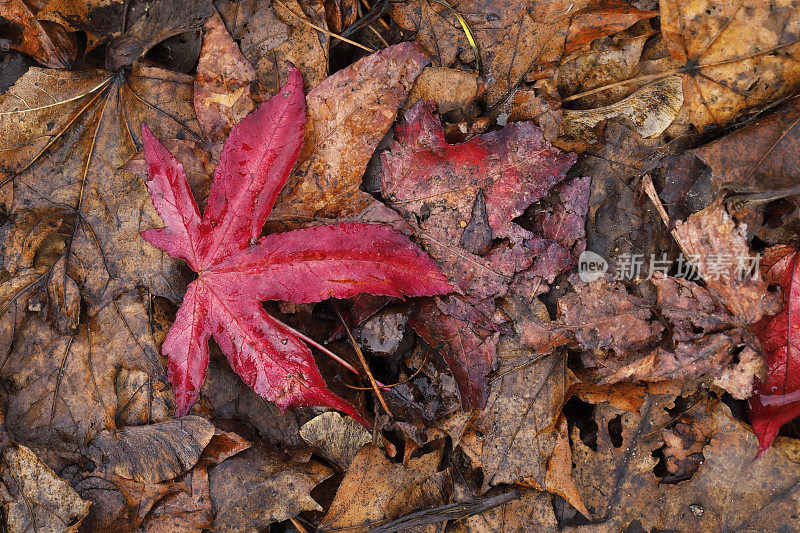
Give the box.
[660,95,800,226]
[563,75,683,142]
[0,292,163,472]
[140,66,450,422]
[85,417,215,483]
[0,443,91,532]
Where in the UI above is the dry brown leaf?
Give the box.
[319,443,444,532]
[0,442,91,532]
[35,0,126,51]
[208,442,332,531]
[660,0,800,131]
[300,411,372,470]
[570,394,800,530]
[194,11,256,141]
[267,42,430,228]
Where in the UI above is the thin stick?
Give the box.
[335,306,394,418]
[360,0,390,31]
[278,320,361,376]
[272,0,376,53]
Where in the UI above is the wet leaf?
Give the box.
[660,0,800,131]
[319,444,444,533]
[0,443,91,532]
[391,0,655,109]
[268,42,431,229]
[382,99,576,408]
[141,67,450,421]
[0,0,76,68]
[300,411,372,469]
[208,442,332,531]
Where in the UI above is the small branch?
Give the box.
[366,491,519,532]
[335,306,394,418]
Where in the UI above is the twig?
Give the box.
[365,491,519,532]
[335,306,394,418]
[272,0,376,53]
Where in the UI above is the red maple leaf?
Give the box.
[749,244,800,455]
[140,66,451,425]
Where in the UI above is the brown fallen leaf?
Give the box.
[459,345,585,516]
[0,0,76,68]
[452,484,558,533]
[0,442,91,532]
[216,0,329,96]
[35,0,126,51]
[569,394,800,530]
[0,65,199,317]
[267,42,430,229]
[405,66,483,118]
[323,0,357,33]
[300,411,372,469]
[85,417,215,483]
[672,201,778,324]
[318,443,444,532]
[660,95,800,225]
[208,441,333,531]
[194,11,256,142]
[660,0,800,131]
[0,291,164,471]
[391,0,655,109]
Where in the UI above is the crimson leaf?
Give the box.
[141,66,451,425]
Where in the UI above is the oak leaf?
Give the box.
[141,66,450,423]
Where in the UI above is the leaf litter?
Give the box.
[2,0,800,531]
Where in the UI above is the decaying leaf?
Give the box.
[382,99,576,408]
[571,394,800,530]
[268,42,431,228]
[0,442,91,532]
[194,11,256,141]
[563,75,683,142]
[0,0,76,68]
[300,411,372,469]
[391,0,655,108]
[318,443,444,532]
[660,0,800,131]
[216,0,329,96]
[208,442,332,531]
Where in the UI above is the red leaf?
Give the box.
[141,65,451,425]
[749,244,800,455]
